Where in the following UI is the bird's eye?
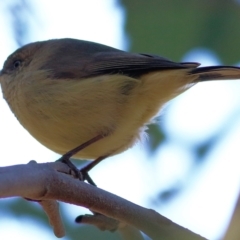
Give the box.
[13,60,22,69]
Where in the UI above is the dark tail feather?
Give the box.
[190,66,240,82]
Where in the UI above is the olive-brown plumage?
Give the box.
[1,38,240,160]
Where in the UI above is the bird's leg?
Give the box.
[58,134,107,184]
[58,137,110,220]
[80,155,108,186]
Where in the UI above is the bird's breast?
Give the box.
[3,74,144,159]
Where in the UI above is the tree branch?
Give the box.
[39,199,65,238]
[0,161,207,240]
[222,187,240,240]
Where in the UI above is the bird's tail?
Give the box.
[190,66,240,82]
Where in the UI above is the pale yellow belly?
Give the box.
[3,70,195,160]
[10,75,143,159]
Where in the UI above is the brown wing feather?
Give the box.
[40,38,199,79]
[190,66,240,81]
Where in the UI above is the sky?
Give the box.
[1,1,240,239]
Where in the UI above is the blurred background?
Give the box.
[1,0,240,239]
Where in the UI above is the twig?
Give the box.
[0,161,207,240]
[77,214,144,240]
[222,187,240,240]
[39,200,65,238]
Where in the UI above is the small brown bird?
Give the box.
[1,38,240,176]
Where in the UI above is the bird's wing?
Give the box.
[42,40,199,79]
[83,52,200,78]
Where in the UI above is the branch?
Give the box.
[39,200,65,237]
[77,214,144,240]
[222,187,240,240]
[0,161,207,240]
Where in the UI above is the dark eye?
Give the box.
[13,60,22,69]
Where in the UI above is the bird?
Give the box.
[1,38,240,179]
